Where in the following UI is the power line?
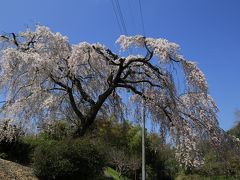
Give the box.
[111,2,146,179]
[111,0,128,35]
[110,0,123,34]
[138,0,146,36]
[127,0,137,35]
[115,0,128,35]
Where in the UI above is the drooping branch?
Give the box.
[120,79,161,88]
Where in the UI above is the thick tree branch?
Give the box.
[92,45,121,66]
[11,33,19,47]
[117,84,144,97]
[67,88,86,124]
[50,76,69,90]
[73,77,95,105]
[120,79,161,88]
[50,75,86,124]
[46,87,66,91]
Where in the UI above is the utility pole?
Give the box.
[141,82,146,180]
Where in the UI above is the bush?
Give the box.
[104,167,129,180]
[0,119,24,143]
[0,119,33,164]
[33,137,107,179]
[0,139,33,164]
[39,120,74,140]
[0,136,36,165]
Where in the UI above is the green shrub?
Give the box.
[146,143,178,180]
[0,119,32,164]
[33,137,107,179]
[0,138,34,165]
[39,120,74,140]
[0,152,7,159]
[104,167,129,180]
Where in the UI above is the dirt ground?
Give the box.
[0,158,38,180]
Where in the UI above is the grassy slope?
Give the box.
[0,158,38,180]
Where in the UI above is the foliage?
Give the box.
[91,118,177,179]
[176,174,236,180]
[0,138,33,165]
[227,110,240,138]
[33,137,107,179]
[104,167,129,180]
[90,117,130,147]
[146,134,178,180]
[186,132,240,178]
[0,119,32,164]
[186,113,240,178]
[39,120,74,140]
[1,116,240,179]
[0,119,23,143]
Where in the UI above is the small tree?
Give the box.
[0,26,221,167]
[228,110,240,138]
[0,119,23,143]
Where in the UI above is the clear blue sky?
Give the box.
[1,0,240,130]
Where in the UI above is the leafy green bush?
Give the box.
[0,119,32,164]
[190,140,240,178]
[104,167,129,180]
[175,174,236,180]
[146,134,178,180]
[39,120,74,140]
[0,138,34,165]
[33,137,107,179]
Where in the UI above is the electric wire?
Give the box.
[110,0,123,34]
[111,0,128,35]
[138,0,146,36]
[115,0,128,35]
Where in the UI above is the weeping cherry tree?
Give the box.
[0,26,221,169]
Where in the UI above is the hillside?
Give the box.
[0,158,38,180]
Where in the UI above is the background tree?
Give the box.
[0,26,221,167]
[227,110,240,138]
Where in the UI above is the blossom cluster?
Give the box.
[182,61,208,93]
[116,35,145,50]
[116,35,181,63]
[0,119,23,143]
[175,126,204,169]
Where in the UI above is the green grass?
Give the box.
[176,174,238,180]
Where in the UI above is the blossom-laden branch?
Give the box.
[0,26,221,167]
